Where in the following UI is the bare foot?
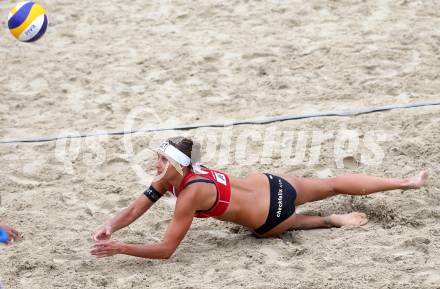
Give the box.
[328,212,369,227]
[406,170,429,189]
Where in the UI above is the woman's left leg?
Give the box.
[285,171,428,206]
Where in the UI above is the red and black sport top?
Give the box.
[168,167,231,218]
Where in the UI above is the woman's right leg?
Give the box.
[260,212,370,237]
[284,171,428,206]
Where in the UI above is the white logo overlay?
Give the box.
[213,172,227,186]
[52,104,412,186]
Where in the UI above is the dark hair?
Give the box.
[167,137,201,166]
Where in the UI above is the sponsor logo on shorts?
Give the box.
[276,179,283,218]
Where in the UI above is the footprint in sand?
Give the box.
[241,52,276,60]
[102,157,130,173]
[258,246,291,268]
[8,175,41,187]
[202,53,223,63]
[414,269,440,286]
[342,155,360,169]
[401,237,430,254]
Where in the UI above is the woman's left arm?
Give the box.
[91,188,197,259]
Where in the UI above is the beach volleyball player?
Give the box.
[91,137,428,259]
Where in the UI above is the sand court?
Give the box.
[1,0,440,288]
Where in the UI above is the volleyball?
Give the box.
[8,1,48,42]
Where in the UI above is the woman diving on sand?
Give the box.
[91,137,428,259]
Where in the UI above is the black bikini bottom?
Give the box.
[254,173,297,235]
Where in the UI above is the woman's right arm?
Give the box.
[94,182,166,241]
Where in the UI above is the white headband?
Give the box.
[158,141,191,167]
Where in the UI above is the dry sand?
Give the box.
[1,0,440,288]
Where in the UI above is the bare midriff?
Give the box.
[214,174,271,229]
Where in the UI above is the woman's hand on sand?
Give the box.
[91,240,123,258]
[0,223,19,244]
[93,224,113,242]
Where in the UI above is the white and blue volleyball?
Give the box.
[8,1,48,42]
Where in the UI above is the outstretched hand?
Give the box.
[93,224,113,242]
[91,240,124,258]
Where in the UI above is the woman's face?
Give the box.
[155,153,182,181]
[156,153,169,175]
